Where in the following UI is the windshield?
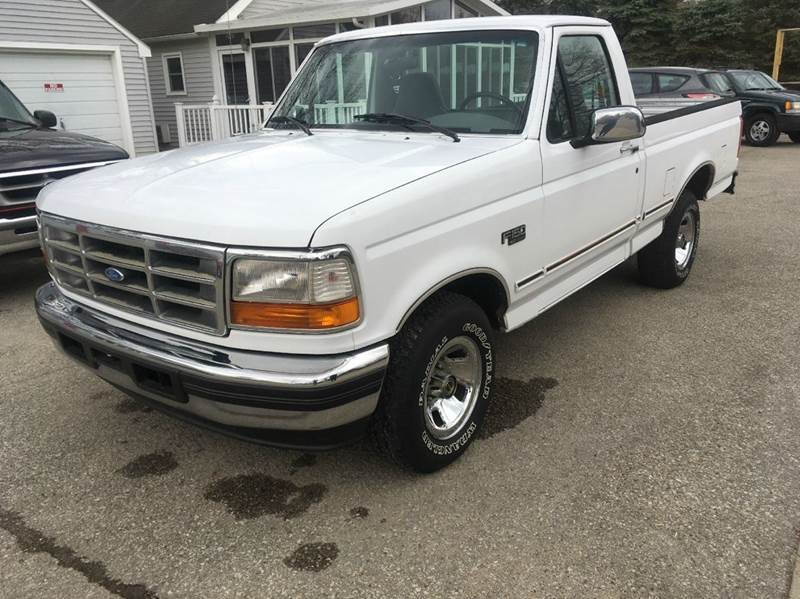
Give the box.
[728,70,783,91]
[0,81,36,129]
[269,30,539,136]
[702,72,734,95]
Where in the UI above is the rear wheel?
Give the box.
[789,132,800,143]
[637,189,700,289]
[371,291,495,473]
[745,113,780,146]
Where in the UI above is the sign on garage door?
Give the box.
[0,51,126,149]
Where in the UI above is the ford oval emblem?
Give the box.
[104,267,125,283]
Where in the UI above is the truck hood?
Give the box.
[741,88,800,104]
[0,127,128,174]
[37,130,520,247]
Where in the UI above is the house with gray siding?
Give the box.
[0,0,158,156]
[94,0,508,148]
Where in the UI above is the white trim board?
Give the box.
[0,41,137,157]
[215,0,255,23]
[80,0,152,57]
[199,0,508,33]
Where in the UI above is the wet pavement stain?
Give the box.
[204,473,327,520]
[118,451,178,479]
[289,453,317,474]
[479,377,559,439]
[90,390,112,402]
[283,542,339,572]
[349,506,369,519]
[114,397,153,414]
[0,506,158,598]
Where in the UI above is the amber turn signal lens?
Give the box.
[231,297,360,330]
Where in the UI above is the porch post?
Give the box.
[175,102,187,147]
[209,96,221,142]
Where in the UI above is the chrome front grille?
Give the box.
[0,165,94,207]
[41,214,226,335]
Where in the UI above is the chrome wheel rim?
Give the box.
[675,210,696,269]
[423,337,482,440]
[750,120,771,142]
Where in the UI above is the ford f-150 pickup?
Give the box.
[34,16,741,472]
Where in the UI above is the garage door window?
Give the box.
[163,53,186,95]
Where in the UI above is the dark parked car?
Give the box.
[629,66,725,100]
[1,79,128,256]
[717,69,800,146]
[630,67,800,147]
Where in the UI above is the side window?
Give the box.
[554,35,620,140]
[547,66,574,143]
[657,73,689,93]
[163,53,186,95]
[630,72,654,96]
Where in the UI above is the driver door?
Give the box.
[538,30,643,276]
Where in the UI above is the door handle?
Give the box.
[620,142,640,154]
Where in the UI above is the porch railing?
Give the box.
[175,96,529,147]
[175,101,275,146]
[303,102,368,125]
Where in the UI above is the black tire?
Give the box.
[371,291,495,473]
[744,113,780,146]
[637,189,700,289]
[789,132,800,144]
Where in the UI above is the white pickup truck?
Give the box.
[35,16,741,472]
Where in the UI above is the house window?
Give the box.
[250,28,289,43]
[390,6,422,24]
[424,0,451,20]
[254,46,292,104]
[216,32,245,46]
[293,23,337,39]
[295,43,315,67]
[162,53,186,95]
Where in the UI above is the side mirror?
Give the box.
[571,106,646,148]
[34,110,57,128]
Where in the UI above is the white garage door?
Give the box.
[0,51,126,149]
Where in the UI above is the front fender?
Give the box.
[311,140,542,350]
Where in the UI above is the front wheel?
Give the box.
[788,132,800,144]
[371,291,495,472]
[745,114,780,146]
[637,189,700,289]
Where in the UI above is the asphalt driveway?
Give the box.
[1,139,799,598]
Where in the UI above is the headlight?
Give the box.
[786,101,800,113]
[230,250,360,330]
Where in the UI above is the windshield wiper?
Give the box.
[354,113,460,143]
[0,116,36,128]
[269,115,313,136]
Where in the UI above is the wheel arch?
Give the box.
[678,161,716,203]
[396,269,510,333]
[743,104,781,119]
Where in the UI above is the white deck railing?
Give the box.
[304,102,368,125]
[175,96,529,146]
[175,101,275,146]
[175,101,371,146]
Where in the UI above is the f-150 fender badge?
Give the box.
[501,225,526,246]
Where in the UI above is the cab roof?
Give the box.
[321,15,611,45]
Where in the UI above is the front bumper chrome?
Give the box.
[35,282,389,449]
[0,214,39,256]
